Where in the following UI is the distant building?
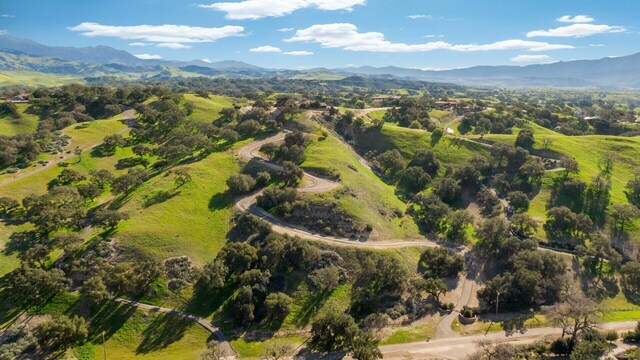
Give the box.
[446,127,455,135]
[9,93,30,103]
[434,100,461,110]
[371,95,401,102]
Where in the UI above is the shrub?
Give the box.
[226,174,256,194]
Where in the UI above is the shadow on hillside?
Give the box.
[3,230,39,259]
[209,191,232,211]
[143,189,181,208]
[87,301,137,343]
[136,313,191,354]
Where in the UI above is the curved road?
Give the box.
[234,132,477,341]
[234,133,440,249]
[113,298,237,359]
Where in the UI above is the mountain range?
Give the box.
[1,34,639,89]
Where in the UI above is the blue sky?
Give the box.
[2,0,638,69]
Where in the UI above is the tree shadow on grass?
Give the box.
[290,290,333,328]
[143,189,181,208]
[3,230,39,258]
[185,283,235,318]
[87,301,137,343]
[136,313,191,354]
[209,191,233,211]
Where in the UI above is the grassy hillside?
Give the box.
[355,124,490,172]
[114,150,237,266]
[478,124,640,204]
[302,130,421,240]
[0,118,129,196]
[0,103,39,136]
[183,94,234,123]
[0,70,84,87]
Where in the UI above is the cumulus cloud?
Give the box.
[286,23,573,52]
[157,42,191,49]
[527,23,625,38]
[556,15,594,23]
[250,45,282,52]
[69,22,244,49]
[134,53,163,60]
[284,50,313,56]
[278,27,295,32]
[199,0,366,20]
[511,54,552,63]
[408,14,432,20]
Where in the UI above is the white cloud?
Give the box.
[556,15,594,23]
[278,27,295,32]
[157,42,191,49]
[69,22,244,49]
[511,54,552,63]
[527,23,625,38]
[129,42,150,46]
[250,45,282,53]
[0,14,15,18]
[198,0,366,20]
[0,30,6,35]
[284,50,313,56]
[202,58,212,63]
[589,44,604,47]
[423,34,444,38]
[134,53,163,60]
[408,14,432,20]
[287,23,573,52]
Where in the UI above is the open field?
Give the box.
[356,124,490,173]
[0,103,39,136]
[0,70,84,87]
[114,150,237,266]
[183,94,235,123]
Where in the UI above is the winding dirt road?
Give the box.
[233,133,440,249]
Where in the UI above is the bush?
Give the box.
[605,330,618,342]
[255,171,271,187]
[550,337,573,356]
[226,174,256,194]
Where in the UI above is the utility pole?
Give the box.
[102,331,107,360]
[495,291,501,316]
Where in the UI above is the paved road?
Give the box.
[382,321,638,359]
[234,133,440,249]
[113,298,237,359]
[435,252,476,339]
[0,110,134,188]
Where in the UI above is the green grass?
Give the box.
[429,109,452,121]
[380,321,438,345]
[184,94,234,123]
[302,132,421,240]
[478,129,640,204]
[230,336,305,359]
[356,124,490,171]
[73,310,210,360]
[368,109,386,121]
[0,70,84,87]
[0,103,39,136]
[115,151,237,267]
[0,117,129,189]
